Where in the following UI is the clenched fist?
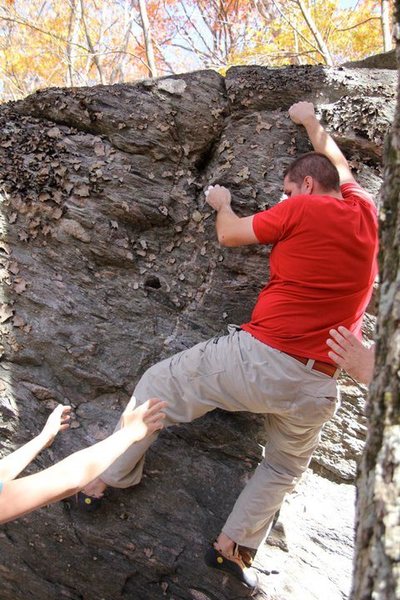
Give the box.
[205,184,231,211]
[288,101,316,125]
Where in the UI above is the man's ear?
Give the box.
[303,175,314,194]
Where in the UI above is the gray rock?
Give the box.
[342,49,397,70]
[0,65,394,599]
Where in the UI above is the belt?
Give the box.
[284,351,338,378]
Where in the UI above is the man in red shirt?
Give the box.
[81,102,378,589]
[201,101,377,585]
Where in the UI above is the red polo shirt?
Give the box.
[241,182,378,364]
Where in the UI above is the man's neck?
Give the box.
[313,187,343,200]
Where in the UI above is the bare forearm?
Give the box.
[0,432,49,482]
[302,115,353,183]
[57,427,144,490]
[215,205,241,245]
[0,427,149,524]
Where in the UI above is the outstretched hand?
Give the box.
[41,404,72,447]
[326,326,375,385]
[288,101,316,125]
[122,397,167,442]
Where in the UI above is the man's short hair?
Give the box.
[284,152,340,191]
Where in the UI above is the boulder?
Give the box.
[0,65,396,600]
[342,49,397,70]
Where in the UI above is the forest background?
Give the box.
[0,0,395,103]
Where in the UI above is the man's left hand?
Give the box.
[205,185,231,211]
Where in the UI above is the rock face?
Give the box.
[342,49,397,70]
[0,65,396,600]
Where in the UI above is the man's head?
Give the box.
[283,152,340,197]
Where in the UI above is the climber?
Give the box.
[79,101,378,590]
[0,398,166,524]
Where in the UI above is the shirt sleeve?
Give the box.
[252,197,299,244]
[341,182,376,210]
[0,481,3,495]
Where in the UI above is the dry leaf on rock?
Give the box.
[52,190,63,204]
[0,268,10,283]
[233,166,250,183]
[52,207,63,220]
[157,123,170,132]
[42,224,52,236]
[47,127,62,138]
[256,120,273,133]
[38,192,51,202]
[191,210,203,223]
[0,304,13,323]
[94,142,106,156]
[12,314,25,327]
[58,219,91,243]
[74,184,90,197]
[0,241,10,254]
[14,278,27,294]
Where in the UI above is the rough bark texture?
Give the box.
[351,19,400,600]
[0,65,396,600]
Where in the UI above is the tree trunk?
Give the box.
[294,0,334,65]
[138,0,158,78]
[381,0,393,52]
[66,0,82,87]
[351,6,400,600]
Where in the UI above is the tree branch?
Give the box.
[335,16,380,33]
[291,0,334,65]
[266,0,321,56]
[78,0,104,84]
[0,11,89,53]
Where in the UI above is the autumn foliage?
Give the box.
[0,0,394,102]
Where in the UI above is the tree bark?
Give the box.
[66,0,82,87]
[381,0,393,52]
[351,6,400,600]
[138,0,158,78]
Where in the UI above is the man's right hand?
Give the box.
[205,184,231,212]
[288,101,316,125]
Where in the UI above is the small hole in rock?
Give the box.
[144,275,161,289]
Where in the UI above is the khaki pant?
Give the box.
[102,327,339,549]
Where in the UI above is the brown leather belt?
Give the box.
[284,351,338,377]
